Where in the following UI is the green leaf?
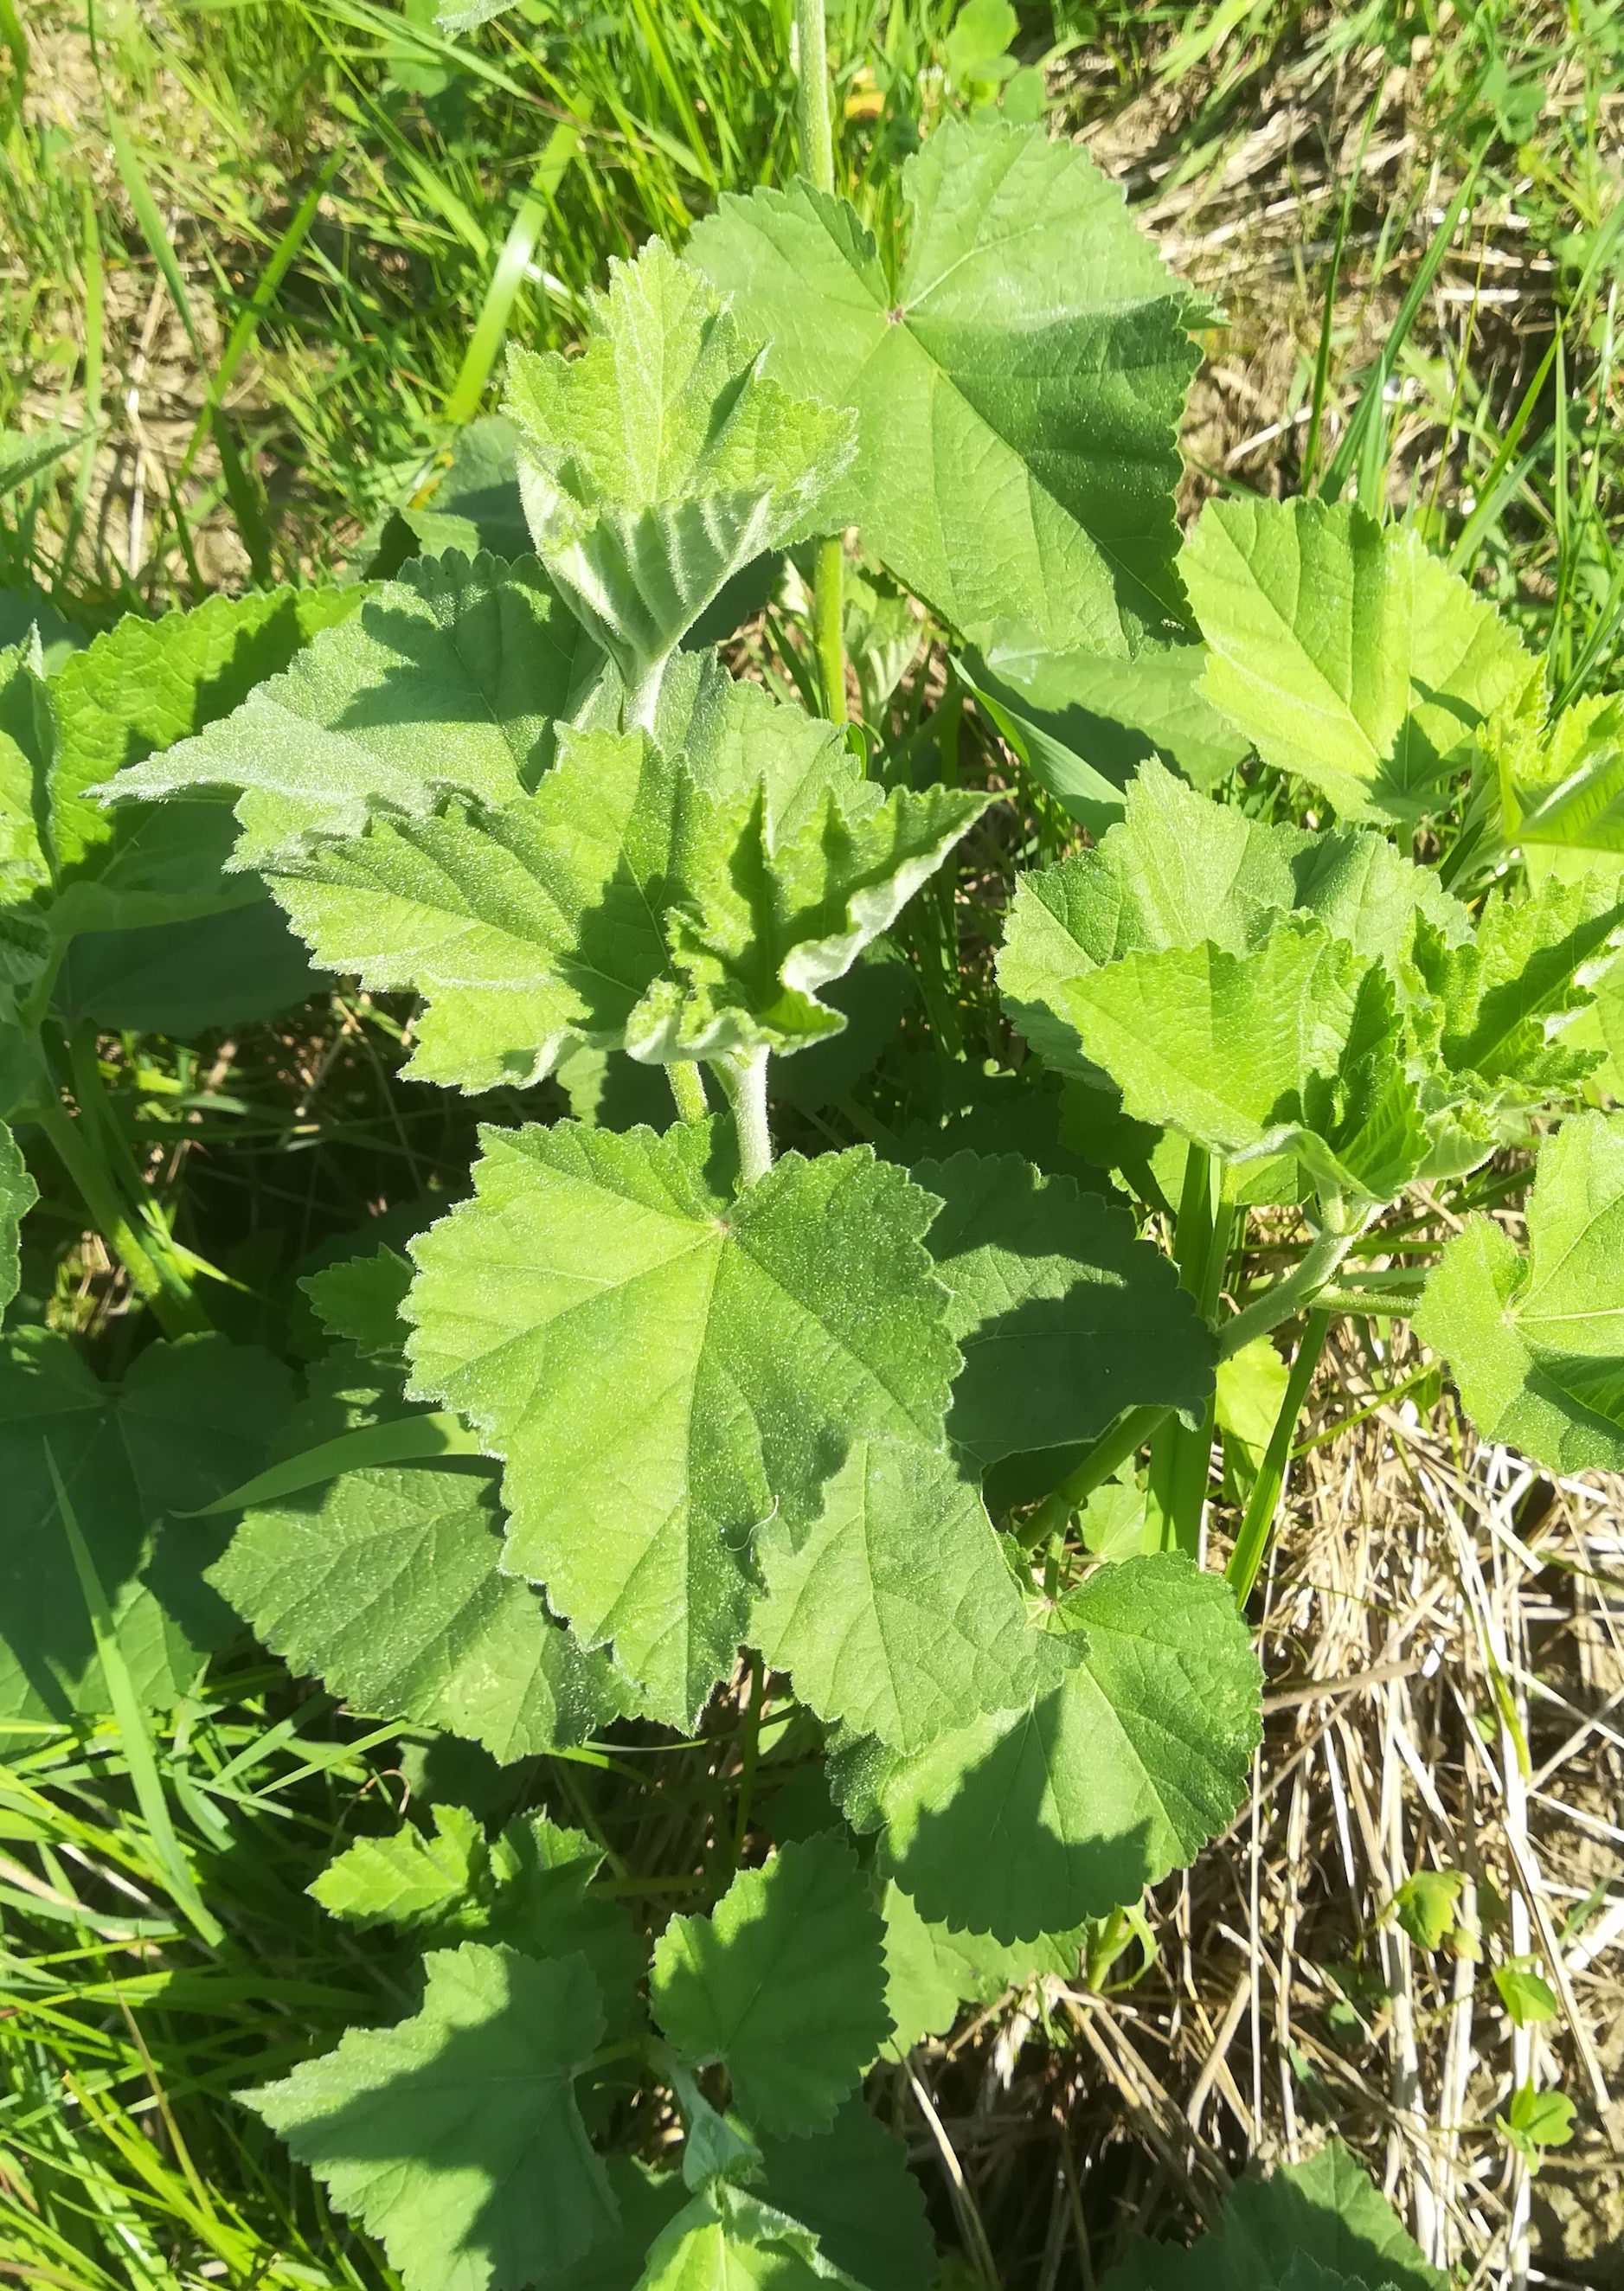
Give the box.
[751,1433,1055,1753]
[651,1836,890,2137]
[99,553,607,869]
[0,1116,35,1321]
[1390,1870,1464,1951]
[1215,1338,1291,1482]
[0,426,74,499]
[311,1802,490,1931]
[1414,1110,1624,1473]
[52,902,323,1034]
[537,2159,688,2291]
[213,1454,632,1759]
[0,629,56,934]
[303,1246,414,1364]
[245,1941,619,2291]
[504,238,855,699]
[1015,917,1427,1204]
[755,2102,934,2291]
[690,119,1199,655]
[1493,1961,1557,2026]
[879,1877,1085,2050]
[0,1332,293,1721]
[915,1149,1216,1464]
[1182,497,1536,825]
[838,1553,1261,1941]
[256,677,976,1090]
[962,639,1248,834]
[404,1123,957,1726]
[1480,689,1624,882]
[637,2185,867,2291]
[1498,2083,1576,2167]
[1101,2136,1444,2291]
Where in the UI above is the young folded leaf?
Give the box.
[751,1433,1058,1753]
[0,1331,292,1721]
[1183,497,1536,826]
[0,1119,35,1319]
[1415,1109,1624,1474]
[915,1148,1216,1463]
[504,238,856,719]
[244,1942,619,2291]
[691,119,1200,656]
[1010,915,1428,1209]
[1474,685,1624,883]
[403,1123,960,1727]
[651,1836,890,2137]
[834,1553,1261,1941]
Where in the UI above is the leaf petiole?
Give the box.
[709,1048,773,1184]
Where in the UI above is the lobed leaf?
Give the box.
[651,1836,890,2137]
[404,1122,959,1726]
[1415,1109,1624,1473]
[691,119,1200,657]
[245,1942,619,2291]
[915,1148,1216,1463]
[835,1554,1261,1941]
[0,1118,35,1320]
[0,1332,293,1722]
[751,1432,1055,1753]
[879,1878,1087,2050]
[1182,497,1535,825]
[636,2185,868,2291]
[754,2102,934,2291]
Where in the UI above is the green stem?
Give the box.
[793,0,834,193]
[30,1087,205,1339]
[1147,1148,1233,1557]
[1019,1402,1171,1549]
[813,533,847,725]
[711,1049,773,1185]
[1225,1309,1331,1605]
[667,1060,709,1124]
[732,1651,766,1861]
[1218,1219,1362,1362]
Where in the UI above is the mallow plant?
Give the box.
[2,24,1618,2290]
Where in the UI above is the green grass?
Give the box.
[1,2,1622,2284]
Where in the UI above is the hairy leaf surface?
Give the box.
[405,1122,958,1725]
[836,1555,1261,1941]
[638,2186,867,2291]
[245,1942,618,2291]
[651,1836,890,2135]
[504,238,854,690]
[1183,497,1535,824]
[1415,1110,1624,1473]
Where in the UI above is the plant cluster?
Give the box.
[2,22,1620,2288]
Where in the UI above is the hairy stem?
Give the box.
[711,1049,773,1184]
[1217,1218,1363,1361]
[813,533,847,724]
[793,0,834,193]
[667,1060,709,1124]
[1225,1309,1331,1605]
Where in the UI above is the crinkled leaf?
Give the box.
[404,1122,957,1726]
[212,1457,632,1760]
[1478,687,1624,882]
[755,2102,934,2291]
[99,553,608,868]
[245,1942,618,2291]
[504,238,855,688]
[1013,915,1427,1204]
[0,1118,35,1321]
[751,1433,1055,1753]
[915,1149,1215,1463]
[1101,2136,1443,2291]
[879,1878,1085,2050]
[311,1802,491,1931]
[1415,1109,1624,1473]
[303,1247,415,1364]
[837,1553,1261,1941]
[651,1836,890,2137]
[1183,496,1536,825]
[0,1332,293,1721]
[691,119,1200,655]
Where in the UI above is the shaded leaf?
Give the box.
[0,1117,35,1321]
[755,2101,934,2291]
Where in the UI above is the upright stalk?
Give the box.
[1146,1148,1233,1557]
[793,0,847,725]
[667,1060,709,1124]
[711,1049,773,1185]
[1225,1309,1331,1605]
